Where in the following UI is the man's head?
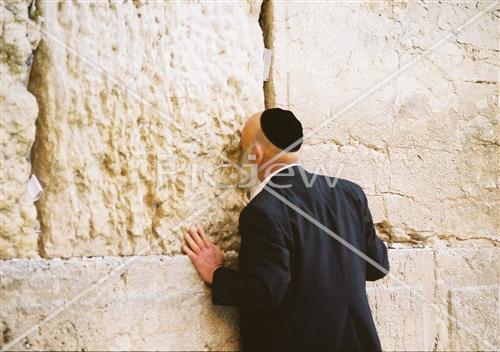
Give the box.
[239,108,303,181]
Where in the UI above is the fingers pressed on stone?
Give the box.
[190,226,206,248]
[198,226,211,247]
[184,232,201,254]
[183,245,196,260]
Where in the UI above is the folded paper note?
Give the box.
[27,174,43,201]
[263,48,272,81]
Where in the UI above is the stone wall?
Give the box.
[28,0,264,258]
[1,254,240,351]
[264,0,499,246]
[0,0,41,258]
[1,0,498,351]
[1,248,497,351]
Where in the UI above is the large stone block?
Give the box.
[27,1,265,258]
[0,254,239,351]
[0,0,41,258]
[367,248,436,351]
[433,247,500,350]
[265,0,499,246]
[367,247,500,351]
[445,286,499,351]
[2,247,497,351]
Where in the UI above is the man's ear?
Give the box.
[252,143,264,164]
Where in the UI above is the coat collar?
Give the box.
[250,163,302,200]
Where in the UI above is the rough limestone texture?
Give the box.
[367,249,436,351]
[0,254,240,351]
[368,247,499,351]
[1,248,498,351]
[264,0,499,246]
[0,0,41,258]
[27,0,265,258]
[1,1,499,351]
[433,247,500,351]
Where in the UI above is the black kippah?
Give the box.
[260,108,303,152]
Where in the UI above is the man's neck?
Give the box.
[249,161,301,200]
[257,160,300,182]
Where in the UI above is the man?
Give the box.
[183,108,390,351]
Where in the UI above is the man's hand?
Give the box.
[182,226,224,284]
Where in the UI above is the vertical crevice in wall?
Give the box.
[26,0,47,258]
[259,0,275,108]
[28,45,50,258]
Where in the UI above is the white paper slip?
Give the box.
[263,48,272,81]
[27,174,43,201]
[34,220,41,234]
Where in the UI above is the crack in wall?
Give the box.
[26,16,46,258]
[376,219,500,247]
[259,0,275,108]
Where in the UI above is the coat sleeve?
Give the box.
[211,205,291,308]
[358,187,390,281]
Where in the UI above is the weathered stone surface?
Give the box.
[265,0,499,246]
[367,249,436,351]
[1,248,498,351]
[0,254,239,351]
[1,1,499,350]
[0,0,41,258]
[434,247,500,351]
[367,247,500,351]
[27,0,265,258]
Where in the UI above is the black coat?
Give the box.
[212,165,389,351]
